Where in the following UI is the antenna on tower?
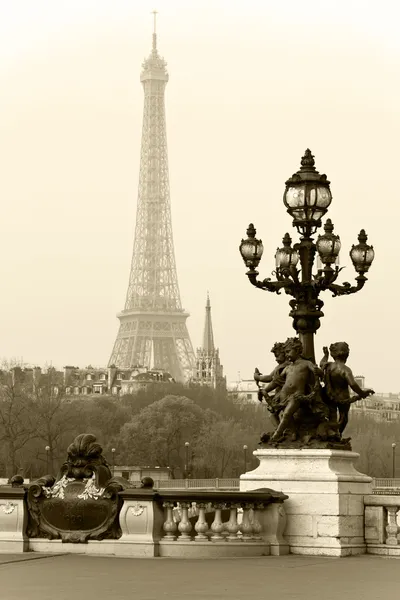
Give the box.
[152,9,158,52]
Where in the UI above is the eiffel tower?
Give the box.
[108,14,195,382]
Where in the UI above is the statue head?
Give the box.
[271,342,286,364]
[329,342,350,361]
[283,337,304,362]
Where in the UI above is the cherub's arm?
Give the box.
[306,360,323,380]
[345,366,374,398]
[254,366,276,384]
[262,367,286,394]
[319,346,330,370]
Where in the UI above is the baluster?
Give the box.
[211,502,225,541]
[194,502,209,541]
[240,503,254,541]
[177,502,193,541]
[163,502,178,540]
[385,506,399,545]
[226,503,240,541]
[251,504,263,541]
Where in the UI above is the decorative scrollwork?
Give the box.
[1,502,15,514]
[130,502,145,517]
[26,434,131,543]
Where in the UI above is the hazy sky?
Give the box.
[0,0,399,391]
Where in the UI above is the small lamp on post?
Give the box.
[392,443,396,479]
[45,446,50,474]
[243,444,248,473]
[184,441,190,479]
[111,448,116,476]
[239,224,264,275]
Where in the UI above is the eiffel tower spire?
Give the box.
[108,16,195,382]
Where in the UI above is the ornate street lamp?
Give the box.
[184,441,190,479]
[45,446,50,474]
[239,149,375,362]
[243,444,248,473]
[392,443,396,479]
[111,448,116,476]
[238,224,264,274]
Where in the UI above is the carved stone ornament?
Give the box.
[130,502,145,517]
[26,433,131,543]
[1,502,16,514]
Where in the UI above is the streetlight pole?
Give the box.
[392,443,396,479]
[45,446,50,474]
[239,150,375,363]
[243,445,248,473]
[184,441,190,479]
[111,448,116,476]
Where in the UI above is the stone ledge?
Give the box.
[159,540,270,558]
[366,544,400,556]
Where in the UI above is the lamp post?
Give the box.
[239,150,375,363]
[111,448,116,476]
[243,444,248,473]
[45,446,50,474]
[392,443,396,479]
[184,441,190,478]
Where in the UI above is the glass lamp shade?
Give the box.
[239,223,264,269]
[350,229,375,273]
[316,219,341,265]
[284,150,332,235]
[275,233,299,269]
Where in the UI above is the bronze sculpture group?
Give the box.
[254,337,374,449]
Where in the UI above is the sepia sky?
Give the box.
[0,0,399,391]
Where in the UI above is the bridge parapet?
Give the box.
[365,495,400,555]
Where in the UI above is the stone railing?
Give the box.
[153,478,240,490]
[0,481,289,558]
[118,488,289,558]
[364,495,400,555]
[372,478,400,494]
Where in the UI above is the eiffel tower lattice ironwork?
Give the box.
[108,17,195,381]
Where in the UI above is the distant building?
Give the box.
[227,378,259,404]
[191,293,226,390]
[64,365,175,396]
[114,465,171,483]
[351,389,400,422]
[0,364,174,398]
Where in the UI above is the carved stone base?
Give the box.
[0,488,28,553]
[240,449,372,557]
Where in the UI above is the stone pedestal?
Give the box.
[0,487,28,553]
[240,449,372,557]
[116,489,164,557]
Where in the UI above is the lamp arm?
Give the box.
[247,271,294,295]
[326,274,367,297]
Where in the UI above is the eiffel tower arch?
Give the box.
[109,17,195,382]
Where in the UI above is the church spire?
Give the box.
[202,292,215,353]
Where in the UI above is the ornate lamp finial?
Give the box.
[300,149,316,171]
[323,219,334,234]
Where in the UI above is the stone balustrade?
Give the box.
[118,488,289,558]
[0,481,289,558]
[364,495,400,555]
